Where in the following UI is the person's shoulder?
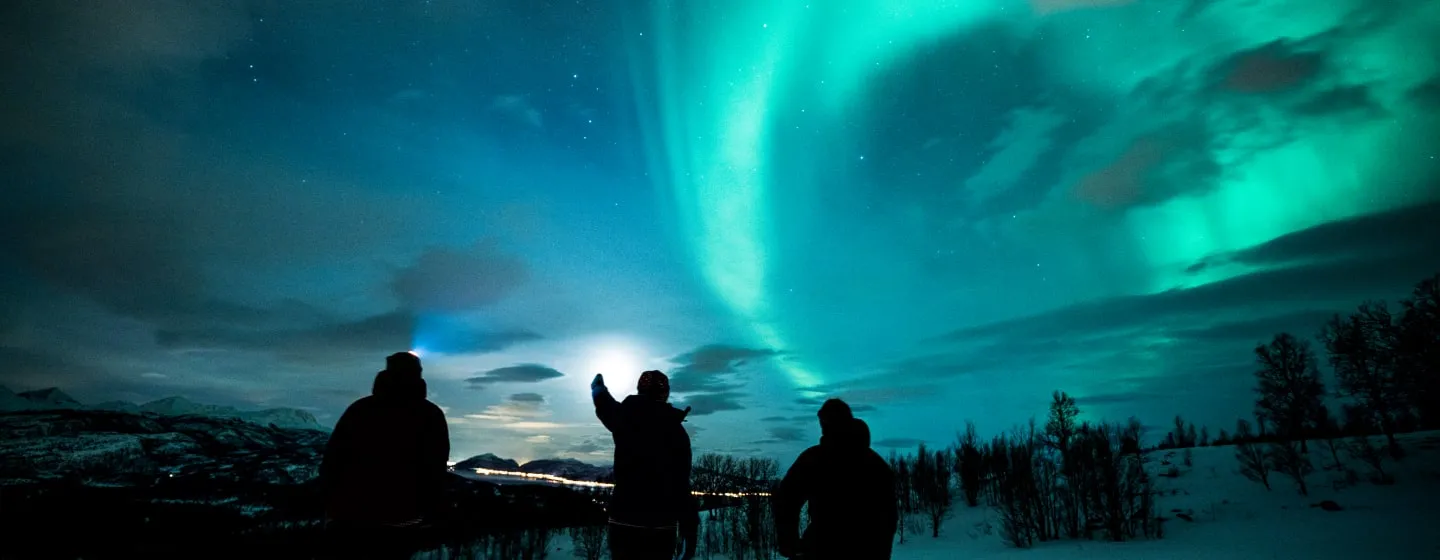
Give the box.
[343,395,378,413]
[419,399,446,416]
[793,444,826,465]
[861,449,894,474]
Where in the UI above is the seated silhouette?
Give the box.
[774,399,897,559]
[319,352,450,559]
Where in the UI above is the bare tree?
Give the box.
[1348,435,1393,484]
[1045,391,1082,538]
[912,444,953,538]
[1314,406,1345,470]
[890,452,913,544]
[1046,391,1080,452]
[1322,303,1405,457]
[1397,274,1440,429]
[567,525,606,560]
[1267,441,1313,495]
[956,422,984,507]
[1233,419,1271,490]
[1254,333,1327,452]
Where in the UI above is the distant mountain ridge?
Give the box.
[453,453,521,472]
[0,386,322,431]
[455,453,613,482]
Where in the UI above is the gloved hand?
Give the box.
[591,374,605,392]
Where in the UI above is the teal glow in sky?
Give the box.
[2,0,1438,463]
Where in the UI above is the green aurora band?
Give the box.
[625,0,1440,389]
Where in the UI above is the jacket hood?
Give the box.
[820,418,870,448]
[372,369,427,400]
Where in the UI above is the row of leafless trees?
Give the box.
[1228,273,1439,497]
[691,454,781,560]
[888,392,1160,549]
[565,454,782,560]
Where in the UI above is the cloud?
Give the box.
[465,364,565,387]
[491,95,544,128]
[1201,201,1440,270]
[1409,76,1440,108]
[874,438,926,449]
[509,392,546,403]
[155,309,538,360]
[1292,85,1386,118]
[525,434,552,444]
[766,426,808,442]
[1030,0,1134,15]
[678,392,747,416]
[948,204,1440,346]
[140,372,168,380]
[0,347,103,390]
[1072,124,1219,209]
[1210,40,1326,94]
[668,344,781,394]
[391,241,528,312]
[566,437,614,455]
[461,397,576,432]
[962,107,1068,204]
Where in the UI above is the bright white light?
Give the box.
[408,349,421,357]
[584,335,648,393]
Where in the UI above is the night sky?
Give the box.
[3,0,1439,464]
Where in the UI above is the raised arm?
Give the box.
[591,374,622,432]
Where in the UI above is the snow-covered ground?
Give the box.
[545,431,1440,559]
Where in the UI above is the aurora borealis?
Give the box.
[3,0,1438,463]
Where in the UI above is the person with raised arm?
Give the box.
[592,371,699,560]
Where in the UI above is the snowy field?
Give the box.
[540,431,1440,560]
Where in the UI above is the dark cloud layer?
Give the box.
[391,242,528,312]
[1211,40,1326,94]
[948,201,1440,344]
[662,344,782,417]
[668,345,781,393]
[154,310,538,361]
[679,392,748,416]
[465,364,565,387]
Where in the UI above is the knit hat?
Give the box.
[637,370,670,401]
[385,351,423,377]
[818,398,853,425]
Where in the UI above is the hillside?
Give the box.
[0,385,322,430]
[0,408,606,559]
[453,453,614,483]
[454,453,522,472]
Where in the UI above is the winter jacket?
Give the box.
[320,370,450,526]
[593,387,699,530]
[775,418,897,559]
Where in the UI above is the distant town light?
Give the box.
[461,466,771,497]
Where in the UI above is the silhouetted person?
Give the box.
[320,352,450,559]
[774,399,897,560]
[592,370,699,560]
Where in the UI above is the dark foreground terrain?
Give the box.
[0,410,605,559]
